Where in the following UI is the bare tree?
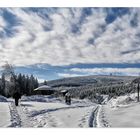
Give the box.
[2,62,16,80]
[1,62,18,97]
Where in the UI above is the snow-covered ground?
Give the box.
[0,93,140,128]
[99,93,140,127]
[0,95,98,128]
[0,102,11,127]
[0,96,11,127]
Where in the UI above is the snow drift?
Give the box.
[0,95,7,102]
[107,93,137,108]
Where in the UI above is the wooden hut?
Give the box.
[34,85,55,95]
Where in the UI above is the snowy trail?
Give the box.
[8,101,21,127]
[7,100,34,127]
[98,105,110,127]
[21,102,97,128]
[46,106,95,128]
[88,105,111,128]
[88,105,99,127]
[5,93,140,128]
[16,104,34,127]
[0,96,103,128]
[29,104,93,118]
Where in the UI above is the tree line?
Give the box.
[0,72,39,98]
[66,83,136,102]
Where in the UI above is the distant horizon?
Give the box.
[13,62,140,81]
[39,73,139,82]
[0,62,140,82]
[0,67,139,83]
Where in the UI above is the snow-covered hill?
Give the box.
[47,75,136,87]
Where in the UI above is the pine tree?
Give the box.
[25,75,30,96]
[30,74,35,95]
[22,74,26,95]
[44,80,47,85]
[17,73,22,94]
[34,78,39,88]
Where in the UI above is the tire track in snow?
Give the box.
[28,111,63,127]
[29,105,92,118]
[88,105,110,128]
[88,106,99,127]
[19,103,62,127]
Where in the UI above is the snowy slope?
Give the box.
[100,93,140,127]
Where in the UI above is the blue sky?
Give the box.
[0,8,140,81]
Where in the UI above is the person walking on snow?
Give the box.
[65,93,71,105]
[13,91,21,106]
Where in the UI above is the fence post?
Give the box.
[138,83,140,102]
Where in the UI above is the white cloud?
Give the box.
[0,8,140,67]
[57,73,85,78]
[0,16,7,32]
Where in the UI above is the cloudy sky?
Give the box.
[0,8,140,81]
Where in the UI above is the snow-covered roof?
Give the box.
[34,85,53,91]
[60,89,68,93]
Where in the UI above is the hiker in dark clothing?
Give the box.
[67,96,71,105]
[65,94,68,104]
[13,92,21,106]
[65,93,71,105]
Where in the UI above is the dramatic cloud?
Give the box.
[0,17,7,32]
[0,8,139,68]
[0,8,139,80]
